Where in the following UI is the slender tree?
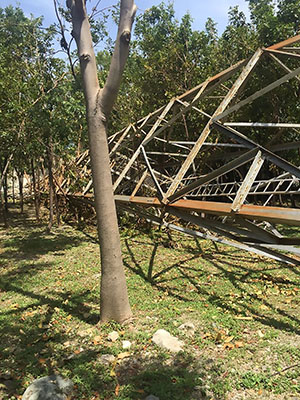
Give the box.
[67,0,136,322]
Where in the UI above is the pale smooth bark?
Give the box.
[68,0,136,322]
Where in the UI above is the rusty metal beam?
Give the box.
[224,122,300,128]
[267,52,300,83]
[267,34,300,50]
[55,35,300,266]
[114,195,300,226]
[118,203,299,265]
[141,146,165,199]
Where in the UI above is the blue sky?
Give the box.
[1,0,250,34]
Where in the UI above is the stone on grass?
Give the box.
[152,329,184,353]
[122,340,132,349]
[178,322,196,337]
[145,395,160,400]
[107,331,119,342]
[22,375,74,400]
[99,354,116,365]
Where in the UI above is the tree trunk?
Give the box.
[0,191,8,227]
[3,167,9,213]
[16,170,24,214]
[47,139,54,231]
[37,165,41,210]
[0,159,9,227]
[12,173,15,204]
[69,0,136,323]
[31,159,40,222]
[54,191,60,226]
[0,153,13,189]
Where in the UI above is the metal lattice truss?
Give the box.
[62,35,300,265]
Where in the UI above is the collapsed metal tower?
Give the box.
[62,35,300,265]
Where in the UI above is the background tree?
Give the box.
[0,6,51,223]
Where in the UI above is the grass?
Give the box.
[0,203,299,399]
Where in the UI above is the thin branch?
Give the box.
[90,5,115,19]
[53,0,77,80]
[90,0,102,18]
[29,71,67,109]
[269,363,300,378]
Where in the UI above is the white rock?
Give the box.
[100,354,116,365]
[178,322,196,336]
[22,375,73,400]
[145,396,160,400]
[107,331,119,342]
[122,340,132,349]
[152,329,184,353]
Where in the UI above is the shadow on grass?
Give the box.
[1,229,87,261]
[0,307,226,399]
[116,352,227,400]
[64,350,226,399]
[0,284,99,398]
[123,238,200,301]
[0,209,101,397]
[124,233,300,335]
[0,303,67,398]
[1,205,299,398]
[1,202,91,261]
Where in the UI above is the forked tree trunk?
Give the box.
[69,0,136,322]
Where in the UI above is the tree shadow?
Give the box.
[124,233,300,335]
[0,303,67,398]
[0,301,226,399]
[116,352,226,400]
[0,281,100,398]
[123,238,200,301]
[0,218,102,397]
[1,229,87,261]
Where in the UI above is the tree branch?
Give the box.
[68,0,100,112]
[53,0,77,80]
[100,0,137,118]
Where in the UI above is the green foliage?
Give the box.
[110,2,222,131]
[2,0,300,177]
[0,4,89,183]
[247,0,300,44]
